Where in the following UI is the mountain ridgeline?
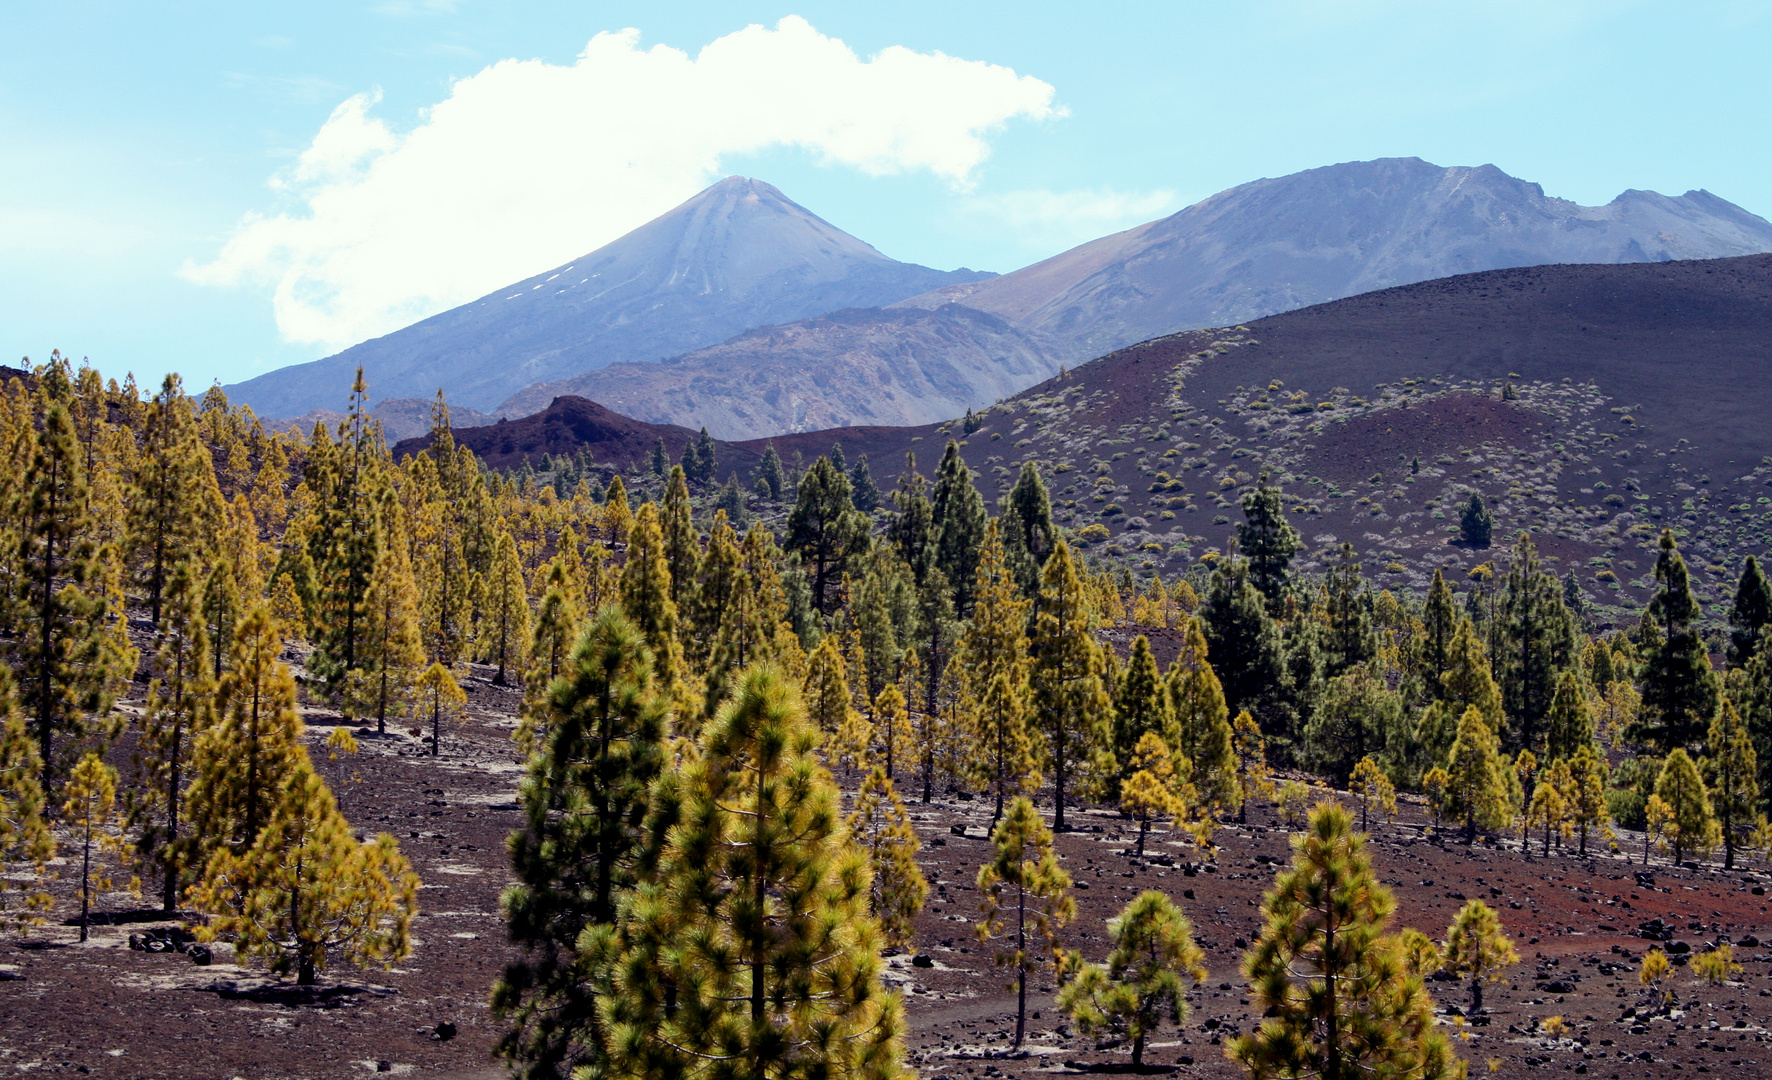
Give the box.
[238,158,1772,440]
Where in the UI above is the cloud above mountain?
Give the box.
[183,16,1061,351]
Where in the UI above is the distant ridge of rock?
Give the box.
[495,303,1073,440]
[226,176,992,417]
[889,157,1772,360]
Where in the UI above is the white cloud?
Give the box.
[963,187,1177,252]
[185,16,1061,351]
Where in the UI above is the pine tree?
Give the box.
[850,454,881,513]
[1567,743,1611,857]
[1498,532,1577,754]
[1631,530,1721,753]
[1543,670,1595,763]
[1459,492,1493,548]
[647,437,668,479]
[955,521,1032,818]
[127,373,220,626]
[1031,542,1110,831]
[1349,755,1397,832]
[1441,899,1518,1014]
[1705,700,1756,869]
[1324,543,1377,677]
[660,465,700,613]
[0,669,53,930]
[484,530,531,686]
[1230,801,1462,1080]
[183,604,307,866]
[1419,569,1459,688]
[888,454,935,581]
[1444,706,1511,844]
[931,441,987,616]
[351,500,426,736]
[192,762,418,985]
[1416,618,1505,769]
[137,561,211,910]
[605,664,907,1080]
[1111,636,1170,794]
[1232,712,1272,825]
[416,661,467,757]
[15,394,120,781]
[1655,748,1720,864]
[1306,663,1404,785]
[1200,558,1290,754]
[871,684,917,782]
[687,509,743,673]
[1120,733,1197,857]
[847,766,928,950]
[1166,621,1238,814]
[308,371,384,698]
[1238,470,1300,611]
[202,558,242,681]
[1000,462,1057,604]
[602,475,632,547]
[62,752,125,942]
[619,503,684,692]
[976,796,1075,1050]
[494,609,666,1080]
[1058,890,1208,1066]
[802,635,858,743]
[911,562,958,802]
[1526,760,1569,857]
[1729,556,1772,669]
[680,426,716,486]
[787,455,867,615]
[754,441,786,501]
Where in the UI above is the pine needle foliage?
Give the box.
[1058,890,1208,1066]
[976,795,1075,1050]
[846,766,927,950]
[1230,802,1464,1080]
[1441,900,1518,1015]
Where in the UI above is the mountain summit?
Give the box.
[897,157,1772,358]
[226,176,991,416]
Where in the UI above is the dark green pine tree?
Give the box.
[1324,543,1377,678]
[889,453,936,583]
[849,453,881,513]
[493,609,667,1080]
[689,426,717,486]
[931,440,988,618]
[754,441,785,501]
[126,373,218,627]
[1459,491,1493,548]
[1727,556,1772,670]
[1237,470,1300,612]
[1629,530,1721,753]
[1498,532,1577,755]
[914,563,958,803]
[1199,558,1289,752]
[1420,568,1460,689]
[828,440,847,474]
[1736,631,1772,812]
[1000,462,1057,604]
[647,437,668,479]
[786,456,867,615]
[1279,609,1325,758]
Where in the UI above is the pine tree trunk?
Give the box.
[1137,815,1148,857]
[1132,1031,1145,1067]
[1014,885,1027,1050]
[79,818,92,943]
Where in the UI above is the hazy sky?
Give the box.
[4,1,1769,392]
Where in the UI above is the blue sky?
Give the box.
[4,1,1769,393]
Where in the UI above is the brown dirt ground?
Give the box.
[8,664,1772,1080]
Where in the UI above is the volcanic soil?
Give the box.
[6,674,1772,1079]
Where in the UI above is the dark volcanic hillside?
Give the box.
[227,177,990,417]
[427,254,1772,625]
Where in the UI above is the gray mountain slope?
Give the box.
[896,157,1772,358]
[226,176,992,416]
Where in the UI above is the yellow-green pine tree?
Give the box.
[137,560,211,910]
[1232,711,1273,825]
[1349,755,1397,832]
[1057,890,1207,1066]
[847,765,928,949]
[1444,706,1511,844]
[1442,899,1518,1014]
[485,530,531,686]
[351,496,426,736]
[976,795,1075,1049]
[1706,699,1757,868]
[1655,748,1720,865]
[416,661,468,757]
[1230,802,1462,1080]
[1167,619,1238,813]
[0,669,52,931]
[192,762,418,984]
[62,752,127,942]
[1030,541,1110,832]
[619,503,684,695]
